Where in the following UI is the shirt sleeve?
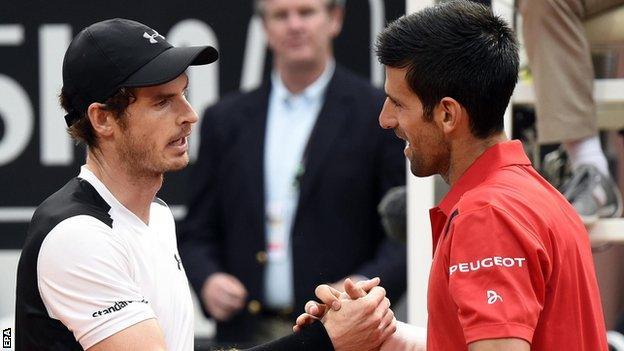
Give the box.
[37,215,156,349]
[245,322,334,351]
[445,204,551,345]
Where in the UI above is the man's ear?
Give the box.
[87,102,115,138]
[329,5,345,38]
[436,97,464,136]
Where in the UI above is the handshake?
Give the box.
[292,278,426,351]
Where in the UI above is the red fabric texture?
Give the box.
[426,140,607,351]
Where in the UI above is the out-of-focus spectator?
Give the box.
[178,0,406,345]
[520,0,624,223]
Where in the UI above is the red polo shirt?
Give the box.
[426,140,607,350]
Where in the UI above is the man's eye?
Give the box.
[271,11,288,20]
[157,99,169,107]
[299,8,315,17]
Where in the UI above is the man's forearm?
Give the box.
[245,322,334,351]
[380,321,426,351]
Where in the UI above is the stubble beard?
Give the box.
[407,140,451,179]
[117,130,171,181]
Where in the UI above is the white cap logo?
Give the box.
[487,290,503,305]
[143,30,165,44]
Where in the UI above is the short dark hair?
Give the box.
[59,88,135,147]
[253,0,344,17]
[375,0,519,139]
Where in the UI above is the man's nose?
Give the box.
[379,99,396,129]
[179,98,199,125]
[286,12,305,30]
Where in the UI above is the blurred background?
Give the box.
[0,1,407,349]
[2,0,624,349]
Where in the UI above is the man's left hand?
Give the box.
[294,277,380,332]
[321,285,396,351]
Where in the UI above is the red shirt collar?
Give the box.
[436,140,531,216]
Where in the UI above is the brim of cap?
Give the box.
[122,45,218,87]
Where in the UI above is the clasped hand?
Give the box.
[293,277,397,351]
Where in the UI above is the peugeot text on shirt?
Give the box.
[449,256,527,275]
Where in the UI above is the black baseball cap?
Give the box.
[62,18,219,127]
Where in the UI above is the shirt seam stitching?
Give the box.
[463,321,535,333]
[451,203,547,253]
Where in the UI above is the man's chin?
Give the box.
[167,160,189,173]
[283,55,319,69]
[163,156,190,173]
[409,163,434,178]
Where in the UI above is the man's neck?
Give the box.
[275,56,331,94]
[85,150,162,224]
[447,132,508,186]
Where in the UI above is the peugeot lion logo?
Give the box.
[486,290,503,304]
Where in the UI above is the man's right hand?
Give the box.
[294,278,380,331]
[202,272,248,321]
[298,280,425,351]
[321,285,396,351]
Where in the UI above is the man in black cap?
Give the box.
[14,18,394,351]
[14,18,218,350]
